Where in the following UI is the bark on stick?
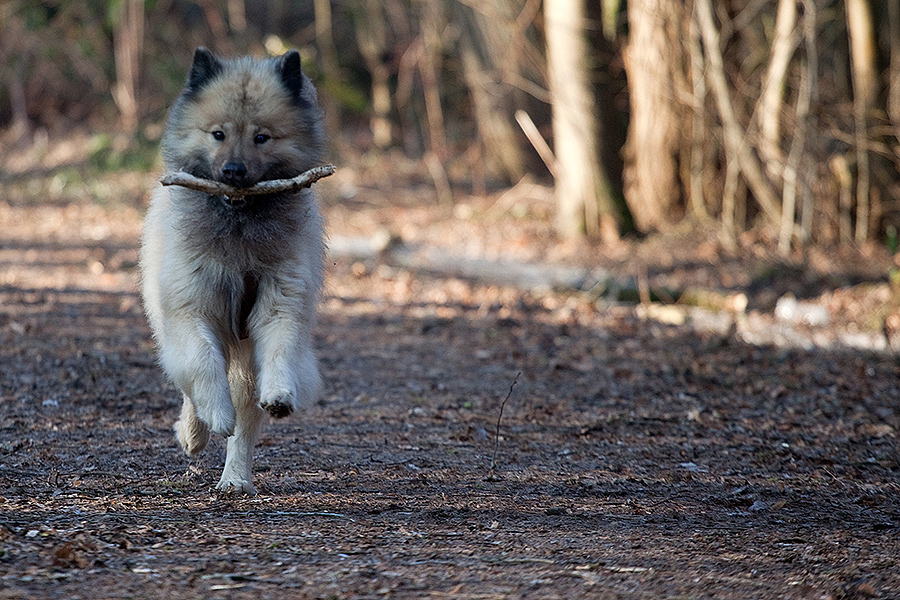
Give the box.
[160,165,336,198]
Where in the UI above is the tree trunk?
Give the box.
[545,0,622,241]
[890,0,900,135]
[758,0,799,178]
[8,54,31,143]
[419,1,447,159]
[778,52,812,256]
[455,1,527,183]
[314,0,339,75]
[798,0,819,246]
[227,0,246,33]
[687,11,709,220]
[846,0,876,243]
[355,0,393,148]
[622,0,682,232]
[112,0,144,133]
[197,0,232,54]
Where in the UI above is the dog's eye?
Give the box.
[254,133,270,144]
[212,130,225,141]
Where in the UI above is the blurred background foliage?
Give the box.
[2,0,900,251]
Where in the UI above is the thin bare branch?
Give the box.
[515,109,558,177]
[779,51,812,256]
[695,0,782,229]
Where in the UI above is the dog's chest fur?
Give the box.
[171,189,313,342]
[178,188,311,266]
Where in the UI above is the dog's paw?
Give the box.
[260,393,294,419]
[174,416,210,456]
[215,476,257,496]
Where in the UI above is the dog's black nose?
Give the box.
[221,162,248,186]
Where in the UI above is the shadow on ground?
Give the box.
[1,241,899,599]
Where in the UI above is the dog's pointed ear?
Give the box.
[277,50,305,102]
[187,47,222,92]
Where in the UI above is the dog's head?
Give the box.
[162,47,324,189]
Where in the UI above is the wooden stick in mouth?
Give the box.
[160,164,336,199]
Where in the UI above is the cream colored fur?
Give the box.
[141,183,323,495]
[140,49,324,495]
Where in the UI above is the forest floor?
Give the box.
[1,138,899,599]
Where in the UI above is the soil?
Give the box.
[1,148,900,599]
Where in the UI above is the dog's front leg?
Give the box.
[251,277,322,418]
[159,317,236,437]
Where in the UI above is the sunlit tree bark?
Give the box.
[846,0,876,243]
[112,0,144,133]
[354,0,393,148]
[455,0,528,183]
[545,0,622,241]
[622,0,682,232]
[758,0,799,178]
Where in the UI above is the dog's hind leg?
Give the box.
[174,393,210,456]
[216,344,264,495]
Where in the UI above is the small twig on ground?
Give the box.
[646,492,701,508]
[160,164,336,199]
[490,372,520,471]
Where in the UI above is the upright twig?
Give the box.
[490,372,520,471]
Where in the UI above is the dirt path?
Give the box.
[1,194,899,599]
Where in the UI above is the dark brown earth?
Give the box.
[1,147,899,599]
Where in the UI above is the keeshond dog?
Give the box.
[140,47,325,495]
